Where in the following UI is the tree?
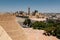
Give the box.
[31,21,46,29]
[54,27,60,39]
[47,19,54,23]
[31,21,41,29]
[23,18,31,27]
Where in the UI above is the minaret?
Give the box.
[28,7,30,15]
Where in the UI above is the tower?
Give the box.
[28,7,30,15]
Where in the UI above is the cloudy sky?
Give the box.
[0,0,60,13]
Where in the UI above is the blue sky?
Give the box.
[0,0,60,13]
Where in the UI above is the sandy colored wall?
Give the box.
[0,14,27,40]
[0,26,12,40]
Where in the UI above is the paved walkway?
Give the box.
[23,28,58,40]
[0,14,27,40]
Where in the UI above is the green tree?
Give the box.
[23,18,31,27]
[54,27,60,39]
[31,21,46,29]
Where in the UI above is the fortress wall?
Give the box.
[0,26,12,40]
[0,14,27,40]
[0,14,16,21]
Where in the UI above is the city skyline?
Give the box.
[0,0,60,13]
